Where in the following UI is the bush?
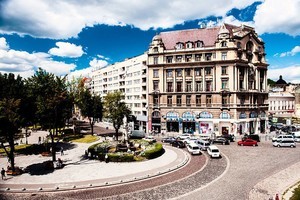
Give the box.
[291,183,300,200]
[107,152,134,162]
[142,143,164,159]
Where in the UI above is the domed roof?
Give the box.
[152,34,162,41]
[276,75,287,85]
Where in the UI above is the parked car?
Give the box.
[273,139,296,148]
[171,140,185,148]
[161,137,176,143]
[243,134,260,142]
[143,136,156,143]
[183,137,198,145]
[177,134,191,140]
[272,134,294,142]
[211,137,230,145]
[198,135,211,141]
[222,134,236,142]
[207,145,221,158]
[186,143,201,155]
[238,139,258,146]
[195,139,210,151]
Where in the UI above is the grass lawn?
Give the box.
[71,135,99,143]
[0,144,32,156]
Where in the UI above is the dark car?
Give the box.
[161,137,176,143]
[222,134,236,142]
[243,134,260,142]
[211,137,230,145]
[171,140,185,148]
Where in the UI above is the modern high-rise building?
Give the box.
[147,24,269,136]
[91,54,148,132]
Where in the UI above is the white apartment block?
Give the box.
[91,54,148,132]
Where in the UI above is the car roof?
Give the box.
[208,145,219,149]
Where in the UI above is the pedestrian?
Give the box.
[275,193,279,200]
[60,147,64,156]
[1,168,6,180]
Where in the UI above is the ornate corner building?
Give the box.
[147,24,269,136]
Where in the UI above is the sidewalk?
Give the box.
[0,139,188,192]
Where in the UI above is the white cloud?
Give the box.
[89,58,109,69]
[48,42,84,58]
[68,67,93,79]
[278,46,300,57]
[0,37,9,50]
[0,48,76,78]
[254,0,300,36]
[0,0,258,39]
[268,65,300,83]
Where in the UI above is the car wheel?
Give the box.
[177,145,180,148]
[241,144,243,146]
[222,142,225,145]
[253,144,256,147]
[277,144,280,148]
[291,145,295,148]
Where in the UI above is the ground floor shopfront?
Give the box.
[148,110,268,136]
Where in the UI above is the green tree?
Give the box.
[103,91,131,141]
[0,73,25,172]
[77,89,102,135]
[27,68,72,161]
[267,78,276,87]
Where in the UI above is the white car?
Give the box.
[143,136,156,143]
[273,139,296,148]
[177,134,191,140]
[183,137,198,145]
[207,145,221,158]
[186,142,201,155]
[272,134,294,142]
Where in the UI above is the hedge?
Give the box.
[107,152,134,162]
[142,143,164,159]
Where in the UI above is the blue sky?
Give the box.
[0,0,299,83]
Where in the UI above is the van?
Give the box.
[292,131,300,142]
[207,145,221,158]
[187,142,201,155]
[273,139,296,148]
[195,139,210,151]
[272,134,294,142]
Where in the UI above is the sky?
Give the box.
[0,0,300,83]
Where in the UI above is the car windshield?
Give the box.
[192,147,199,150]
[212,149,219,152]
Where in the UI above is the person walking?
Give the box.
[60,147,64,156]
[1,168,6,180]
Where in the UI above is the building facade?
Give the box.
[147,24,269,136]
[92,54,148,131]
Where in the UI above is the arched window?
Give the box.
[199,111,213,119]
[186,42,193,49]
[152,111,160,118]
[221,41,227,47]
[176,42,184,49]
[195,41,204,48]
[220,112,230,119]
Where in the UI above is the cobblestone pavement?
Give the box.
[179,140,300,200]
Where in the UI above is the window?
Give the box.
[153,81,159,90]
[196,81,202,91]
[195,68,201,76]
[237,42,241,49]
[176,43,183,49]
[206,95,212,107]
[196,41,204,48]
[185,54,192,62]
[205,67,212,75]
[176,55,182,62]
[186,82,192,92]
[206,81,212,91]
[153,69,159,78]
[167,96,172,106]
[176,82,182,92]
[195,54,202,61]
[153,95,159,106]
[153,47,158,52]
[186,95,191,106]
[221,52,227,60]
[167,69,173,77]
[249,80,254,90]
[186,42,193,48]
[221,66,227,75]
[240,95,245,105]
[166,56,173,63]
[185,69,191,76]
[221,79,228,89]
[221,41,227,47]
[222,95,229,106]
[176,69,182,77]
[196,95,201,106]
[205,53,212,61]
[167,82,173,92]
[176,95,182,106]
[153,57,158,64]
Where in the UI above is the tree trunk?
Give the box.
[89,118,94,135]
[50,129,56,161]
[115,129,119,141]
[8,136,15,172]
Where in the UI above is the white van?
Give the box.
[272,134,294,142]
[207,145,221,158]
[187,142,201,155]
[195,139,210,151]
[273,139,296,148]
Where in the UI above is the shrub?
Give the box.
[142,143,164,159]
[291,183,300,200]
[107,152,134,162]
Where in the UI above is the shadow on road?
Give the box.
[25,160,55,175]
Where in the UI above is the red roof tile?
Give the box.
[160,27,220,50]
